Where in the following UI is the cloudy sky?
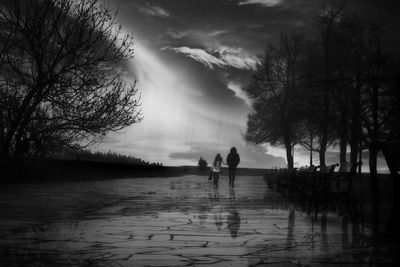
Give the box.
[94,0,398,169]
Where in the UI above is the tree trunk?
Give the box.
[319,145,326,168]
[284,137,294,170]
[286,147,294,170]
[350,81,361,166]
[369,80,380,234]
[369,145,378,190]
[339,112,348,169]
[358,147,362,174]
[319,129,328,168]
[339,138,347,168]
[309,133,313,166]
[2,131,14,156]
[370,83,379,191]
[0,116,4,152]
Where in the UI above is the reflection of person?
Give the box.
[214,210,223,231]
[208,184,220,203]
[208,186,223,230]
[227,147,240,187]
[213,186,219,201]
[198,214,207,227]
[212,153,223,187]
[229,186,236,203]
[227,211,241,238]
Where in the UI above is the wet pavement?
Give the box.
[0,175,397,266]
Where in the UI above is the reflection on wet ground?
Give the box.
[0,175,397,266]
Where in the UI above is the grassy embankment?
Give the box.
[0,156,271,182]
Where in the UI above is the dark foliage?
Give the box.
[245,34,306,170]
[0,0,142,157]
[245,2,400,171]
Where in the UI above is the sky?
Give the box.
[93,0,399,170]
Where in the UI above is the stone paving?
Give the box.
[0,175,397,266]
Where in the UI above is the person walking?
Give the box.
[227,147,240,187]
[211,153,223,187]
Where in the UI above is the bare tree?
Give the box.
[245,33,306,170]
[0,0,141,156]
[309,3,346,168]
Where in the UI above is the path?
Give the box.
[0,175,395,266]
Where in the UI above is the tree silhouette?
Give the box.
[245,34,306,170]
[245,2,400,174]
[303,5,365,168]
[307,3,347,167]
[0,0,141,156]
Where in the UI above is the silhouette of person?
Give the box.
[226,147,240,187]
[198,157,203,167]
[198,157,207,170]
[227,211,241,238]
[211,153,223,187]
[214,208,224,231]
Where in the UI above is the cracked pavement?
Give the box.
[0,175,397,266]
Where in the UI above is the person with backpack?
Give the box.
[211,153,223,187]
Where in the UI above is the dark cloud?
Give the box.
[113,0,400,49]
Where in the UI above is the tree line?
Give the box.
[245,3,400,177]
[0,0,142,157]
[55,149,162,166]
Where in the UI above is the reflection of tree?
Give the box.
[311,216,315,251]
[227,211,241,238]
[286,208,295,247]
[321,211,328,252]
[351,221,362,247]
[341,216,349,249]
